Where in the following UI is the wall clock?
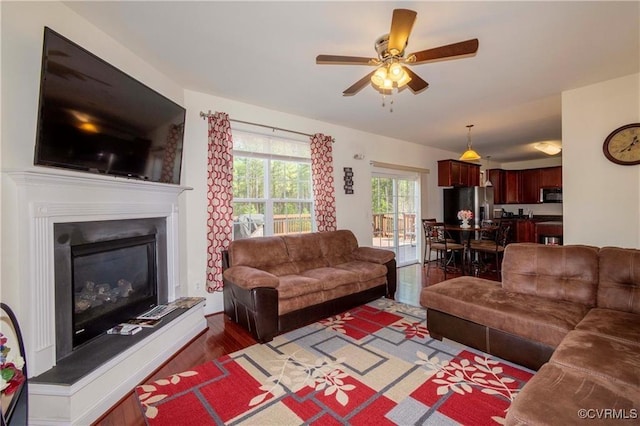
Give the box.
[603,123,640,165]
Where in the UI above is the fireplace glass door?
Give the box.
[72,234,157,347]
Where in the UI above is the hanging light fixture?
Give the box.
[459,124,481,161]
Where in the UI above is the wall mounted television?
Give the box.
[34,27,186,184]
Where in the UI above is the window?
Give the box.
[232,130,314,239]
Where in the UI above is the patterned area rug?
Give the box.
[135,299,533,425]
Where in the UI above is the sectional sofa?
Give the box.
[222,229,396,343]
[421,243,640,425]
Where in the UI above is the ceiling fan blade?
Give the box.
[343,70,376,96]
[408,39,479,64]
[388,9,417,55]
[403,67,429,93]
[316,55,377,65]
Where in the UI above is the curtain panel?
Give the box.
[206,112,234,292]
[310,133,337,232]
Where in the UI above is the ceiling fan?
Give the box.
[316,9,479,96]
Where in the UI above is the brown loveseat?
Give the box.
[222,230,396,343]
[420,243,640,425]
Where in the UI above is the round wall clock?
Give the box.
[603,123,640,165]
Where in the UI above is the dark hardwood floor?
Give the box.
[93,263,498,425]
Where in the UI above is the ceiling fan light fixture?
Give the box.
[534,142,562,155]
[388,62,404,81]
[371,66,387,87]
[459,124,481,161]
[396,70,412,88]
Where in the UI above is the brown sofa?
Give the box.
[222,230,396,343]
[420,243,640,425]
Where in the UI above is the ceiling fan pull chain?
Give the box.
[381,93,386,108]
[390,94,394,113]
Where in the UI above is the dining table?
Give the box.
[444,223,497,275]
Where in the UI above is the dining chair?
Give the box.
[469,220,511,278]
[422,220,465,280]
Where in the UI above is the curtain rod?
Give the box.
[200,110,320,139]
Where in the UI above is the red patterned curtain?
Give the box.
[206,112,234,292]
[310,133,337,232]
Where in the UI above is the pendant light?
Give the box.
[459,124,481,161]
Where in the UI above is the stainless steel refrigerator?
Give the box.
[443,186,494,227]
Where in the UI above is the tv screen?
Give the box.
[34,27,186,184]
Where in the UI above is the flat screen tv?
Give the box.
[34,27,186,184]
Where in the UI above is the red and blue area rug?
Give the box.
[135,299,533,425]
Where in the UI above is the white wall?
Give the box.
[562,73,640,247]
[182,90,459,313]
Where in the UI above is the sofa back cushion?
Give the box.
[598,247,640,313]
[282,233,329,272]
[227,236,297,276]
[318,230,358,266]
[502,243,599,306]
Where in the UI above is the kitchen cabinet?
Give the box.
[516,219,537,243]
[504,170,520,204]
[488,166,562,204]
[488,169,505,203]
[438,160,480,187]
[520,169,540,203]
[539,166,562,188]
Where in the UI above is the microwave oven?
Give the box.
[540,187,562,203]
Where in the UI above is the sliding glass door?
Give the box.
[371,171,419,266]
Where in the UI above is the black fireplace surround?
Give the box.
[54,218,168,361]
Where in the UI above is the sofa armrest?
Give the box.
[353,246,395,264]
[223,266,279,290]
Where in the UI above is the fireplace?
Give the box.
[54,217,168,361]
[7,170,208,424]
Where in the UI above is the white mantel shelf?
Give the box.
[7,168,193,195]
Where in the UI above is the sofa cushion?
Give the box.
[276,275,322,299]
[422,276,590,347]
[335,260,388,282]
[502,243,599,306]
[228,236,297,276]
[550,330,640,387]
[598,246,640,314]
[301,267,359,291]
[318,230,358,266]
[575,308,640,345]
[506,363,640,426]
[282,233,329,272]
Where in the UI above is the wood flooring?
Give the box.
[93,264,498,425]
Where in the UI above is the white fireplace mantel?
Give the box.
[5,169,204,425]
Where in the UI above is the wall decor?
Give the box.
[343,167,354,194]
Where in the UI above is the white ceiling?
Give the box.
[64,1,640,162]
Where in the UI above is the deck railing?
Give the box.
[372,212,417,243]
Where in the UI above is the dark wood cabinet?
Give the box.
[539,166,562,188]
[488,169,505,203]
[438,160,480,187]
[520,169,540,203]
[516,219,537,242]
[487,166,561,204]
[504,170,520,204]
